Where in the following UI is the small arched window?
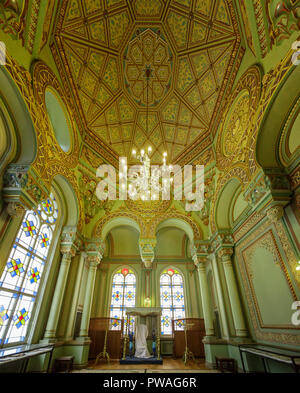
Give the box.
[0,193,58,347]
[160,268,185,335]
[109,268,136,332]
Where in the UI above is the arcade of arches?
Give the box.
[0,0,299,372]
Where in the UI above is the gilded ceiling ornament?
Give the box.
[78,171,114,224]
[216,66,262,172]
[248,48,295,175]
[125,199,171,215]
[0,0,27,39]
[238,0,256,56]
[80,146,104,169]
[252,0,269,57]
[267,0,300,47]
[32,61,80,170]
[266,205,284,223]
[124,28,173,107]
[53,0,242,166]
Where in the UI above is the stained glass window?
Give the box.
[0,193,58,347]
[160,268,185,335]
[109,268,136,333]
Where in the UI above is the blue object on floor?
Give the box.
[119,356,163,364]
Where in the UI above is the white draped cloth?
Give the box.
[134,324,151,358]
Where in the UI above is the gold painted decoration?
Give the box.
[52,0,241,165]
[267,0,300,48]
[216,66,262,171]
[124,28,172,107]
[134,0,163,17]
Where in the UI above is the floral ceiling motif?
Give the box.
[124,28,173,107]
[52,0,242,164]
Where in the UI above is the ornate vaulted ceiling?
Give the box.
[52,0,243,165]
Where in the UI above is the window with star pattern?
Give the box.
[109,268,136,334]
[160,268,185,335]
[0,193,58,347]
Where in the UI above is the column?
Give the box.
[76,239,104,342]
[43,248,75,341]
[218,248,247,338]
[77,257,100,341]
[65,251,86,341]
[211,253,230,339]
[193,256,215,337]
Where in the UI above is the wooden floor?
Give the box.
[84,357,216,372]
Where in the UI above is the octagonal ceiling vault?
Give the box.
[52,0,242,165]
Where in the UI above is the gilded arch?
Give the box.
[93,211,146,239]
[150,211,202,240]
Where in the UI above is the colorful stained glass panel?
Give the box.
[109,268,136,333]
[0,192,58,346]
[160,268,186,335]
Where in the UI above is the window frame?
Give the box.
[0,190,63,348]
[109,266,137,333]
[159,266,186,336]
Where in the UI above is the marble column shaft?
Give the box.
[219,248,247,338]
[196,259,215,336]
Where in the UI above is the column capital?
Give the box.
[60,226,80,256]
[2,164,48,211]
[60,246,76,259]
[266,204,284,223]
[193,254,209,267]
[210,231,234,253]
[86,255,101,268]
[84,238,105,267]
[218,247,233,262]
[6,202,26,217]
[190,240,211,267]
[196,260,208,273]
[85,238,105,254]
[139,238,156,269]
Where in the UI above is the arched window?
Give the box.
[109,268,136,332]
[160,268,185,335]
[0,193,58,347]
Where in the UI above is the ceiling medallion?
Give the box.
[123,27,173,107]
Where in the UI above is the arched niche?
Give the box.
[156,218,194,242]
[215,178,243,229]
[100,217,141,241]
[52,174,79,227]
[256,64,300,169]
[107,225,140,257]
[0,67,36,165]
[156,226,187,257]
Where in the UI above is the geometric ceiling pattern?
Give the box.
[53,0,241,164]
